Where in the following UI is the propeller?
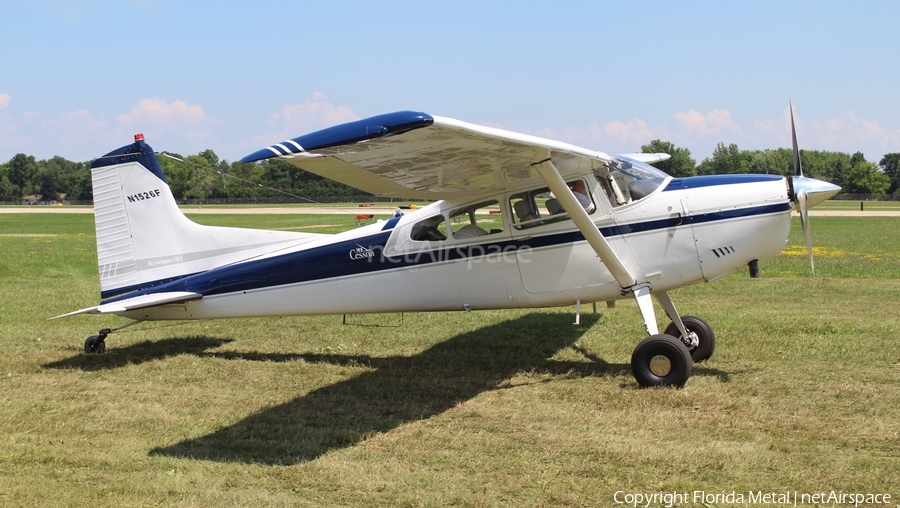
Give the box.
[787,102,842,275]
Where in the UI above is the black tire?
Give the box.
[84,335,106,354]
[664,316,715,363]
[631,334,692,388]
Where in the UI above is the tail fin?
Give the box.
[91,134,323,299]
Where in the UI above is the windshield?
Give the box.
[595,156,670,206]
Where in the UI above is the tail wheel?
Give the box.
[664,316,715,363]
[84,335,106,354]
[631,334,692,388]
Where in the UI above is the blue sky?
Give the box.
[2,0,898,165]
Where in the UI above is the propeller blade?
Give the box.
[797,190,814,276]
[790,101,803,177]
[788,102,840,276]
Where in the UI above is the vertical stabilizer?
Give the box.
[90,135,325,299]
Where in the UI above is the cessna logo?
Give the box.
[349,245,375,260]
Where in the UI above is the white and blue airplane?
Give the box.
[54,107,840,387]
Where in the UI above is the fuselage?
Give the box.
[117,172,792,321]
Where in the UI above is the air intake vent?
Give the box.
[711,246,736,258]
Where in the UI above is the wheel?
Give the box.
[631,334,692,388]
[84,335,106,354]
[664,316,715,362]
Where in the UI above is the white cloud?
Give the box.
[674,109,740,137]
[114,97,220,149]
[254,93,359,146]
[809,110,900,161]
[747,107,900,161]
[118,98,207,128]
[519,119,670,154]
[602,119,655,145]
[0,93,10,109]
[0,97,219,161]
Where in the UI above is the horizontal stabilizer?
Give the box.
[50,291,201,320]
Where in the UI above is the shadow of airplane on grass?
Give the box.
[42,337,235,371]
[150,313,623,465]
[43,313,728,465]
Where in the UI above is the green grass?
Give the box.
[0,213,898,506]
[814,200,900,211]
[762,217,900,278]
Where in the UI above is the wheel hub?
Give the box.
[682,331,699,349]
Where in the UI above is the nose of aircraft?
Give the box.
[792,176,842,209]
[789,174,841,277]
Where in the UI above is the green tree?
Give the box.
[640,140,696,177]
[41,156,87,198]
[0,175,19,201]
[697,143,749,175]
[39,173,59,202]
[846,161,891,194]
[878,153,900,193]
[158,152,212,200]
[6,153,39,196]
[747,149,793,176]
[800,150,851,188]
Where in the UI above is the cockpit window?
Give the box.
[594,156,669,207]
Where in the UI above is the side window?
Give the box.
[410,214,448,242]
[509,179,595,229]
[449,200,504,240]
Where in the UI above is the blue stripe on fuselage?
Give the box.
[664,174,784,192]
[99,200,791,305]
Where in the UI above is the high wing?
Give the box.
[243,111,654,292]
[242,111,614,200]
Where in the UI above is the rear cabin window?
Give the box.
[409,200,504,242]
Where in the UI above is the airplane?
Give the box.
[52,106,840,388]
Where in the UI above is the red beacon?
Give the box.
[134,133,145,142]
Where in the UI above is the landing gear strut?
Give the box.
[664,316,716,362]
[82,321,140,354]
[630,289,716,387]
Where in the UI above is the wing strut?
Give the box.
[531,153,637,289]
[533,153,668,336]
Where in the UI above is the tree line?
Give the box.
[642,140,899,195]
[2,142,899,203]
[0,150,371,202]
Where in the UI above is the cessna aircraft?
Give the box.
[54,107,840,388]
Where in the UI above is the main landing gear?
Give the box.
[629,289,716,388]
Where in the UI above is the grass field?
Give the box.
[1,213,898,507]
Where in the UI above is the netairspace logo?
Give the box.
[358,244,533,268]
[613,490,893,507]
